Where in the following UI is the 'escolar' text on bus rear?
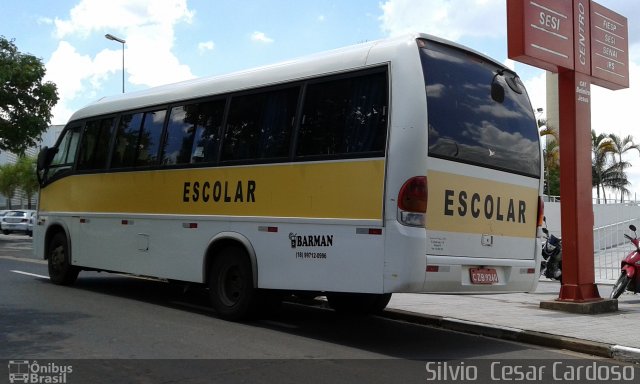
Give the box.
[443,189,526,223]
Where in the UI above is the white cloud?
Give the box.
[53,0,194,39]
[37,17,54,25]
[251,31,274,44]
[591,61,640,195]
[45,0,196,124]
[521,61,640,196]
[379,0,505,41]
[502,58,516,71]
[198,41,215,54]
[522,70,547,116]
[44,41,117,123]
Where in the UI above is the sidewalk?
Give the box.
[384,281,640,363]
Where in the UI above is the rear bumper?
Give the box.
[422,255,539,293]
[1,223,30,233]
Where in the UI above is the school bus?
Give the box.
[35,33,544,320]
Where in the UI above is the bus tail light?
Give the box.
[397,176,427,227]
[537,197,544,227]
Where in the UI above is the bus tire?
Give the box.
[327,292,392,315]
[48,232,80,285]
[208,246,258,321]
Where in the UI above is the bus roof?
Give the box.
[67,33,507,123]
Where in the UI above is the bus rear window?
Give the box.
[420,40,541,178]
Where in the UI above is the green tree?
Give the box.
[0,36,58,155]
[15,156,38,209]
[608,133,640,202]
[0,163,20,209]
[591,130,617,203]
[539,126,560,197]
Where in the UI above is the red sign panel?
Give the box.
[508,0,574,72]
[590,1,629,89]
[573,0,591,75]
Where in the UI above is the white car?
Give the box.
[1,210,35,236]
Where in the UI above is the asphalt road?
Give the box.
[1,235,635,383]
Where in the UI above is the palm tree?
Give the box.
[540,126,560,196]
[591,130,616,203]
[608,133,640,202]
[594,159,630,202]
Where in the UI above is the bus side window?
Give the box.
[164,105,195,165]
[77,118,114,171]
[112,113,143,168]
[222,87,298,162]
[136,110,166,166]
[296,71,388,158]
[112,109,165,168]
[163,100,224,166]
[47,125,81,179]
[192,100,225,163]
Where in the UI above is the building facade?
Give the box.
[0,125,63,209]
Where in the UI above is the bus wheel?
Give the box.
[208,247,258,320]
[47,232,80,285]
[327,293,392,315]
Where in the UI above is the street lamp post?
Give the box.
[105,33,126,93]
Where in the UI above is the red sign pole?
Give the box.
[557,69,600,301]
[555,0,600,302]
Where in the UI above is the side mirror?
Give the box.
[491,81,505,103]
[36,146,58,186]
[37,146,57,171]
[37,146,48,171]
[630,225,637,232]
[542,228,549,235]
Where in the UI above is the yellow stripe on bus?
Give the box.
[427,171,539,238]
[39,160,385,220]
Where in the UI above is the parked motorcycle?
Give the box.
[541,219,562,281]
[610,225,640,299]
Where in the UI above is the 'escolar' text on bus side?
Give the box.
[183,180,256,203]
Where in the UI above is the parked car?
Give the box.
[27,211,35,236]
[1,210,35,236]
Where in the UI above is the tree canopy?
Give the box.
[0,156,38,209]
[0,36,58,155]
[540,128,639,203]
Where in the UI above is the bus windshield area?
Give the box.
[419,39,541,178]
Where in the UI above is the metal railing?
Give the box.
[543,198,640,284]
[593,218,640,282]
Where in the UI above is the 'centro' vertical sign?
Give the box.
[508,0,629,304]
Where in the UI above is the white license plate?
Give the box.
[469,268,499,284]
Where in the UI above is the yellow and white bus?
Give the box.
[35,33,544,320]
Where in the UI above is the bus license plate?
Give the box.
[469,268,498,284]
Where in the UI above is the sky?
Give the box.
[1,0,639,198]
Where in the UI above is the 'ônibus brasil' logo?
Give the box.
[289,233,334,248]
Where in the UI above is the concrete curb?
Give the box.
[612,346,640,363]
[381,308,640,363]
